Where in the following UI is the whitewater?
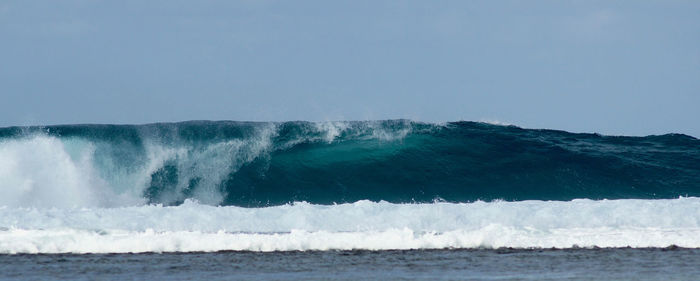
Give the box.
[1,120,699,254]
[1,198,700,254]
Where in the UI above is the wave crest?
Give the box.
[0,120,698,208]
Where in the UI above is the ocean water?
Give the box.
[3,248,700,280]
[0,120,699,279]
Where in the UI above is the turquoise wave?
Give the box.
[1,120,698,206]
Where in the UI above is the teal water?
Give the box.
[1,120,698,207]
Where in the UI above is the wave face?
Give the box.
[0,120,698,208]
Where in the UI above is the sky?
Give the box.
[1,1,699,137]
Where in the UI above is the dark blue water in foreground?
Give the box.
[2,248,699,280]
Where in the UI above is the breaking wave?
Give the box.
[0,120,698,207]
[1,120,699,253]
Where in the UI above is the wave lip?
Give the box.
[1,198,699,254]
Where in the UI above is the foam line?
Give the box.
[1,198,699,253]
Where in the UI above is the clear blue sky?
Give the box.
[1,1,698,136]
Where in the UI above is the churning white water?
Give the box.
[1,198,699,253]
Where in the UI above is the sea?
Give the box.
[0,120,698,280]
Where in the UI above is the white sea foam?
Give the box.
[0,128,277,207]
[478,119,513,126]
[0,136,111,208]
[141,125,276,205]
[313,121,350,143]
[310,120,411,143]
[1,198,699,253]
